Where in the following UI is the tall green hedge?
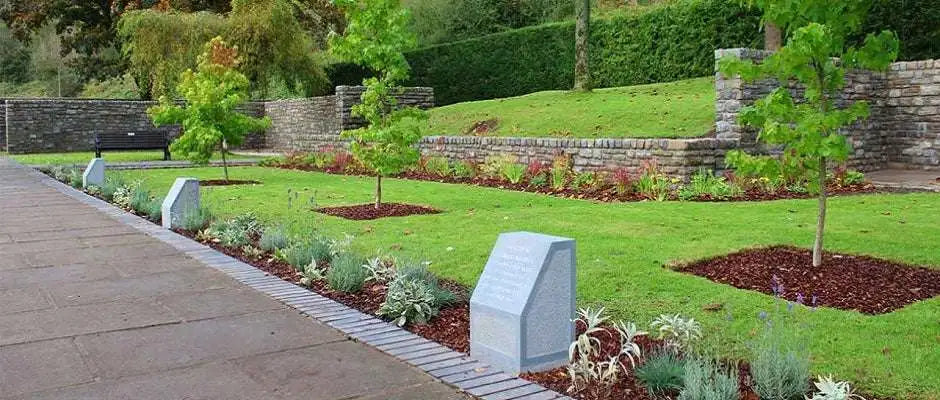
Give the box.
[329,0,938,105]
[330,0,762,105]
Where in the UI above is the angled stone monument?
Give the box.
[470,231,576,375]
[161,178,200,229]
[82,158,105,188]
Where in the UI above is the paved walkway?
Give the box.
[0,158,465,399]
[867,168,940,192]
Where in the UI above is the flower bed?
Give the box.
[259,150,878,203]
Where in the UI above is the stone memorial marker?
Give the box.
[82,158,105,188]
[470,231,576,375]
[161,178,200,229]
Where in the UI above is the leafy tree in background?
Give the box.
[148,37,270,182]
[720,0,899,267]
[227,0,331,98]
[330,0,428,210]
[117,10,226,99]
[117,0,333,100]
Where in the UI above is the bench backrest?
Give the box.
[95,131,168,149]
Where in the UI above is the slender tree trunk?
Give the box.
[375,175,382,210]
[813,156,827,267]
[221,139,229,183]
[764,22,782,51]
[574,0,591,91]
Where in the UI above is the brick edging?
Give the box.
[11,160,570,400]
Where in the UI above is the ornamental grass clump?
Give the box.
[259,225,289,251]
[283,238,332,271]
[326,253,368,293]
[180,206,213,231]
[677,358,740,400]
[749,288,812,400]
[550,156,570,190]
[424,156,452,177]
[636,348,686,398]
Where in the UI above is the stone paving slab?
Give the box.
[0,338,95,398]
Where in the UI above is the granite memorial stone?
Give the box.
[470,231,576,375]
[161,178,200,229]
[82,158,105,188]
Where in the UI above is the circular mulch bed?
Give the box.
[677,245,940,314]
[199,179,262,186]
[314,203,441,220]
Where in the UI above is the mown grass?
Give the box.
[424,77,715,138]
[7,150,262,166]
[114,166,940,399]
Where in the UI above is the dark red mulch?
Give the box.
[200,179,262,186]
[677,245,940,314]
[314,202,442,220]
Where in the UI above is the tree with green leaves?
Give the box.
[720,0,899,267]
[148,37,270,182]
[329,0,428,210]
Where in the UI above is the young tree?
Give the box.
[573,0,590,91]
[329,0,427,210]
[720,0,898,267]
[148,36,270,182]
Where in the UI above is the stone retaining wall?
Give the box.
[273,134,737,178]
[715,48,939,170]
[3,86,434,155]
[1,101,7,151]
[3,99,265,154]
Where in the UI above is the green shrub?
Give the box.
[570,171,596,192]
[99,176,126,201]
[550,156,569,190]
[180,206,213,231]
[378,262,457,326]
[636,349,686,398]
[129,185,153,214]
[326,253,368,293]
[424,156,452,177]
[396,263,458,306]
[144,197,162,221]
[328,0,762,105]
[677,358,740,400]
[678,169,739,201]
[452,160,476,178]
[501,163,525,184]
[68,169,83,188]
[378,277,439,326]
[259,225,289,251]
[283,238,332,271]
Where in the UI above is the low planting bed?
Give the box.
[315,203,442,220]
[261,150,878,204]
[57,165,940,400]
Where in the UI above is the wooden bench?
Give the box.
[95,131,171,160]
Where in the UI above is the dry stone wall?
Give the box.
[3,99,265,154]
[715,48,939,170]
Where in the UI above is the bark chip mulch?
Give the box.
[314,203,441,220]
[199,179,262,186]
[677,245,940,314]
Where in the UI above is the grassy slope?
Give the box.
[8,150,262,166]
[117,166,940,399]
[424,77,715,138]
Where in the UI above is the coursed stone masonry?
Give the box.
[715,48,940,170]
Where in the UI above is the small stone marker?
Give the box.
[82,158,105,188]
[470,231,576,375]
[161,178,200,229]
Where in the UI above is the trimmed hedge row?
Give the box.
[329,0,762,105]
[329,0,940,106]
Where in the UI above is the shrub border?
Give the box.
[13,160,569,400]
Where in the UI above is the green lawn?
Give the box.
[6,150,262,166]
[116,166,939,399]
[424,77,715,138]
